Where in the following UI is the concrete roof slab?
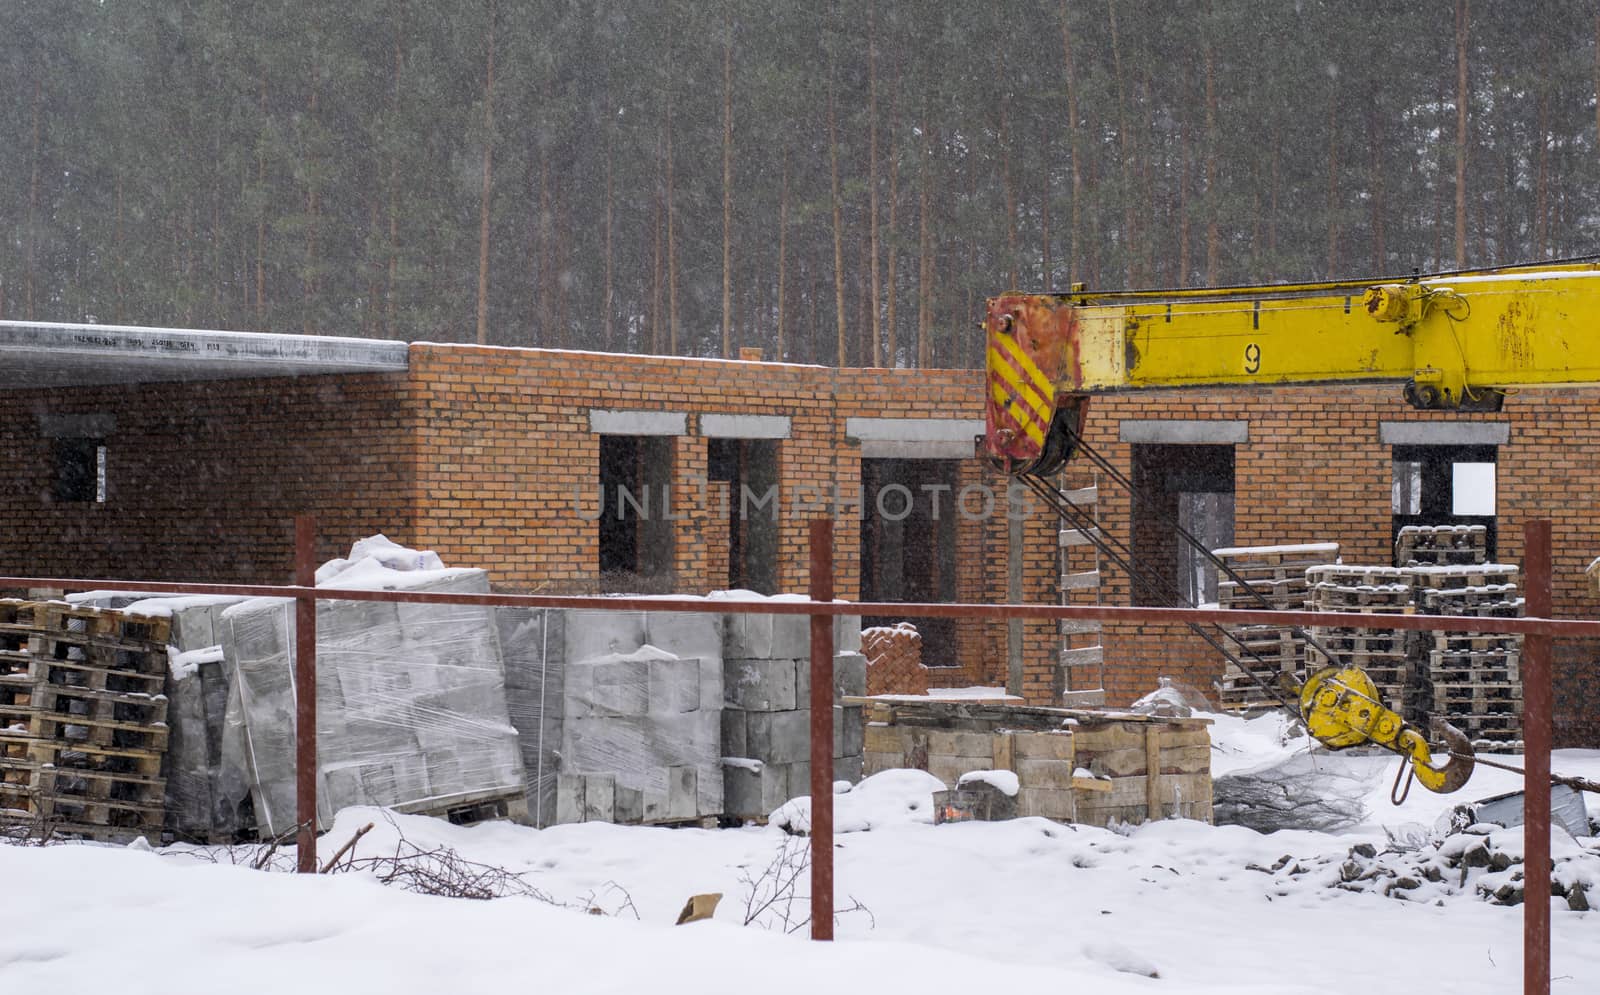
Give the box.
[0,321,409,389]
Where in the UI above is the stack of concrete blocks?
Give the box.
[219,568,527,836]
[720,612,866,821]
[547,608,727,826]
[68,592,251,841]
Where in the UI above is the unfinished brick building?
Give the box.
[1,321,1597,744]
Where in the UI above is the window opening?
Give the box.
[1390,444,1497,556]
[54,438,107,503]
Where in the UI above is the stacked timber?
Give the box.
[0,601,171,842]
[1211,543,1337,711]
[857,698,1211,826]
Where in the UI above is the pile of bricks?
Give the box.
[862,623,929,696]
[1212,543,1337,710]
[0,601,171,842]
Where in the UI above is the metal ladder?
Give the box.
[1057,472,1107,706]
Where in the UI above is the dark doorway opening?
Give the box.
[708,438,780,593]
[860,458,960,665]
[1130,444,1235,607]
[597,435,675,590]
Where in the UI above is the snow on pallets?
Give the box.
[0,599,170,843]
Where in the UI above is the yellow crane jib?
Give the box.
[983,260,1600,475]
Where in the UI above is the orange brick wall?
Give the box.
[0,373,415,583]
[5,347,1600,744]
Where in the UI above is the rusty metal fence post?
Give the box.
[1523,520,1552,995]
[808,518,835,941]
[294,515,318,873]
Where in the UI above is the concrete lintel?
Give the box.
[1379,421,1510,447]
[859,439,976,459]
[588,409,688,436]
[700,413,791,439]
[1119,419,1248,444]
[39,413,117,438]
[845,417,985,443]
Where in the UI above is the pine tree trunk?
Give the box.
[1204,30,1220,286]
[650,132,664,354]
[1058,0,1083,284]
[1326,89,1340,275]
[1369,89,1386,272]
[25,77,42,320]
[305,73,321,335]
[1454,0,1469,267]
[776,158,789,361]
[666,78,680,355]
[999,97,1019,289]
[829,63,847,367]
[605,109,616,351]
[256,78,268,326]
[475,0,496,346]
[884,66,901,365]
[115,170,125,323]
[1106,0,1137,285]
[1040,156,1052,288]
[1178,117,1191,285]
[388,4,402,338]
[721,17,734,358]
[917,112,932,369]
[867,0,882,366]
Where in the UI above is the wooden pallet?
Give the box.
[1305,565,1413,587]
[1307,629,1408,655]
[1217,577,1311,610]
[22,736,165,778]
[1307,584,1414,611]
[25,656,167,695]
[1406,565,1519,590]
[1430,633,1522,655]
[1417,587,1522,617]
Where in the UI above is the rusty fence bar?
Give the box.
[0,515,1580,984]
[294,516,318,874]
[808,519,835,941]
[1523,521,1552,995]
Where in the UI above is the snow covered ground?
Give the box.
[5,712,1599,994]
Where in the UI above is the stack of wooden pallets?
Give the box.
[1412,567,1523,751]
[0,601,171,842]
[1303,565,1416,709]
[1211,543,1338,711]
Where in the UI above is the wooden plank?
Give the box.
[1060,689,1106,708]
[1011,731,1074,762]
[1145,727,1162,817]
[1016,758,1076,791]
[1018,786,1076,820]
[992,731,1015,773]
[1070,775,1113,793]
